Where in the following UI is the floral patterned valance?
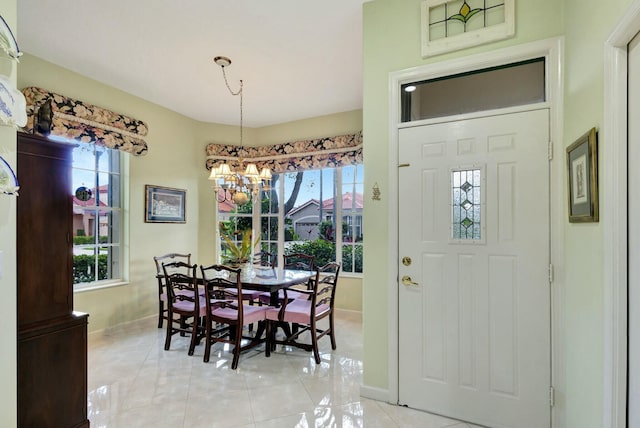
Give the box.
[205,131,362,174]
[21,86,149,156]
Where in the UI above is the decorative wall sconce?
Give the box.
[372,183,381,201]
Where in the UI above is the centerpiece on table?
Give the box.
[220,229,260,275]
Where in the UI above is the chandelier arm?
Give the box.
[215,191,226,204]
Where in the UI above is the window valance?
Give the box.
[205,131,362,174]
[21,86,149,156]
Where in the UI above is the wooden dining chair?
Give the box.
[258,253,315,306]
[221,252,271,331]
[153,253,191,328]
[282,253,315,271]
[162,261,206,356]
[200,264,268,369]
[254,251,275,267]
[265,262,341,364]
[284,253,317,293]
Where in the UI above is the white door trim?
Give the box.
[603,2,640,427]
[387,37,564,426]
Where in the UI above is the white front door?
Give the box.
[398,109,551,428]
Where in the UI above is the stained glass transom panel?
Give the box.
[452,169,481,240]
[421,0,515,57]
[428,0,506,41]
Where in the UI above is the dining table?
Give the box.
[236,267,314,307]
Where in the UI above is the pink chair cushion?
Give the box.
[211,304,267,325]
[265,300,330,324]
[257,289,306,305]
[173,299,208,317]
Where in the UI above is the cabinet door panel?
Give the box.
[17,134,73,327]
[18,316,88,428]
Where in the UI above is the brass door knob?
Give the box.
[401,275,419,286]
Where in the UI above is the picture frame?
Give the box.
[144,185,186,223]
[566,128,598,223]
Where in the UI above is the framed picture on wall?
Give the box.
[145,185,186,223]
[566,128,598,223]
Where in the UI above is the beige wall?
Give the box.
[16,54,362,334]
[0,1,17,424]
[562,0,632,426]
[256,110,363,145]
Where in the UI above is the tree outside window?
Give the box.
[218,164,363,274]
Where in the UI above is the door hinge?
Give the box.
[548,141,553,161]
[549,263,554,284]
[549,386,555,407]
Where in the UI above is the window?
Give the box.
[401,58,545,122]
[71,144,123,288]
[451,168,482,241]
[340,166,364,273]
[218,164,364,274]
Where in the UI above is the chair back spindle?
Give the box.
[199,264,267,369]
[282,253,315,271]
[153,253,191,328]
[161,261,203,356]
[253,251,275,267]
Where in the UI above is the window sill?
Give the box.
[340,272,363,279]
[74,280,130,293]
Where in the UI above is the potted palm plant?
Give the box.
[220,229,260,268]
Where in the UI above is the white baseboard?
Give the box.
[360,384,391,403]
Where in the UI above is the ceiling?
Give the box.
[17,0,368,128]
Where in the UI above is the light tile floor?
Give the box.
[87,310,482,428]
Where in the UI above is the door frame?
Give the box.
[603,2,640,426]
[387,37,565,426]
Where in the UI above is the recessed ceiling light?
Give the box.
[404,85,417,93]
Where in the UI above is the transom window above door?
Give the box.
[401,58,546,122]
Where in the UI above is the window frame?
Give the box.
[218,164,364,276]
[70,142,127,291]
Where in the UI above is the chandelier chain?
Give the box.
[220,66,243,148]
[210,56,271,206]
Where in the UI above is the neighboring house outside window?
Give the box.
[71,143,123,289]
[218,164,363,274]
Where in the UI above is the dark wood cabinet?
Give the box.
[18,314,89,428]
[17,132,90,428]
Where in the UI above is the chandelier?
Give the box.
[208,56,272,205]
